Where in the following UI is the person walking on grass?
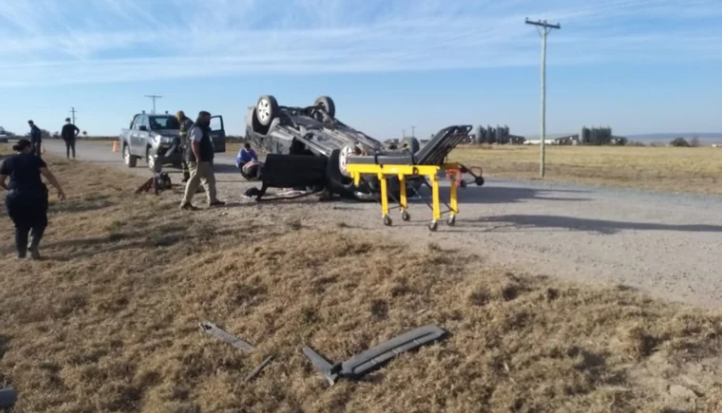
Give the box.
[61,117,80,159]
[179,111,225,210]
[27,120,42,157]
[0,139,66,259]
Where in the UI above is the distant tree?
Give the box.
[82,130,88,137]
[670,137,690,147]
[52,131,60,139]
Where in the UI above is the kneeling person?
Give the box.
[236,142,262,180]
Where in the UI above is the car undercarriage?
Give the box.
[244,95,482,202]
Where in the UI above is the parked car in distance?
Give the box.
[119,113,226,170]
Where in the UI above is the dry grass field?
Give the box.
[450,145,722,195]
[1,146,722,412]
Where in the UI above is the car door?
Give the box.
[209,115,226,153]
[136,115,150,157]
[129,116,142,156]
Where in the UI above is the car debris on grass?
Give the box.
[199,321,256,353]
[303,324,449,385]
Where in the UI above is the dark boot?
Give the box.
[28,227,44,260]
[15,227,29,259]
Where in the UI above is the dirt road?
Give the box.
[43,139,722,307]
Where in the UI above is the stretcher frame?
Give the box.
[346,161,464,231]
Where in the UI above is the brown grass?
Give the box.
[1,145,722,412]
[450,145,722,195]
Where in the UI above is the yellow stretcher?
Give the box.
[345,162,465,231]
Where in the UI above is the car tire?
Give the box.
[146,149,158,172]
[401,137,420,154]
[256,95,279,127]
[314,96,335,118]
[124,144,137,168]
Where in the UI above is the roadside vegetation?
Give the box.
[450,145,722,195]
[1,145,721,412]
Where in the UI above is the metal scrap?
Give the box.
[199,321,255,353]
[302,324,448,385]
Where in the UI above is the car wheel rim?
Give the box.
[124,148,129,163]
[257,100,270,122]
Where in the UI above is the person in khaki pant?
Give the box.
[180,111,225,210]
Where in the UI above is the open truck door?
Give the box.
[210,115,226,153]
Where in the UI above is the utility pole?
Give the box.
[145,95,162,114]
[70,107,77,124]
[402,129,406,138]
[525,18,561,178]
[411,126,416,137]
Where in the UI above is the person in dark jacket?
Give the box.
[179,111,225,210]
[27,120,42,157]
[61,117,80,159]
[0,139,66,259]
[175,111,194,182]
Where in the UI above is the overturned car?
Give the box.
[244,95,482,201]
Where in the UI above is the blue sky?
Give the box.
[0,0,720,139]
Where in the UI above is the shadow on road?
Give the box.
[211,163,242,174]
[467,214,722,235]
[412,185,591,205]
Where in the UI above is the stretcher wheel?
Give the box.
[475,177,485,186]
[447,215,456,226]
[401,211,410,221]
[383,215,392,226]
[428,221,438,231]
[460,180,467,188]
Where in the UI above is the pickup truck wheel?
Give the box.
[314,96,336,118]
[124,145,137,168]
[146,150,157,172]
[401,137,420,154]
[256,95,279,127]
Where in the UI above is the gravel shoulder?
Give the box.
[42,139,722,308]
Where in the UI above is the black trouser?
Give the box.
[31,140,42,157]
[64,137,76,158]
[5,189,48,256]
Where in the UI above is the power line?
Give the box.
[144,95,163,114]
[525,18,561,178]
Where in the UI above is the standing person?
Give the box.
[61,117,80,159]
[179,111,225,210]
[176,111,193,183]
[27,120,42,157]
[0,139,66,259]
